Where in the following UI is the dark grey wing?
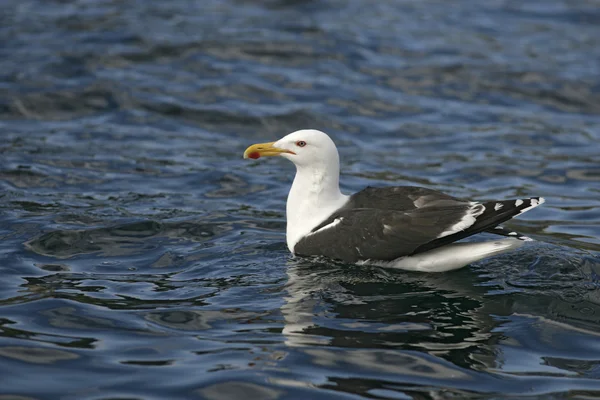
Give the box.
[346,186,463,212]
[294,195,545,263]
[293,203,473,262]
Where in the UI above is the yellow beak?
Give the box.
[243,141,295,159]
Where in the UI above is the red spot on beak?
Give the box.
[248,152,261,159]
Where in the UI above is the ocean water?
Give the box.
[1,0,600,398]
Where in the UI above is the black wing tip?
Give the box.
[489,226,534,241]
[479,197,545,241]
[515,196,545,215]
[485,197,545,214]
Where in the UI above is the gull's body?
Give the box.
[244,129,544,272]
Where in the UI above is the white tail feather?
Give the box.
[362,238,525,273]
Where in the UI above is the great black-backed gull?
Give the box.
[243,129,544,272]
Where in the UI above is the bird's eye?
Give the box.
[296,141,307,147]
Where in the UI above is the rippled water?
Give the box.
[1,0,600,398]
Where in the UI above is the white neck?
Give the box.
[285,163,349,252]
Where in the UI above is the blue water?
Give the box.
[1,0,600,398]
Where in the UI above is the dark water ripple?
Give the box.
[1,0,600,398]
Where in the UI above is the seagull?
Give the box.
[243,129,544,272]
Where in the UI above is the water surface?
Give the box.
[1,0,600,398]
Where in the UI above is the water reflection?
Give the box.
[25,219,224,259]
[0,346,79,364]
[279,247,600,394]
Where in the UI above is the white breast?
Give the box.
[286,194,348,253]
[285,167,348,253]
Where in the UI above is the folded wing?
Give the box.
[293,186,544,262]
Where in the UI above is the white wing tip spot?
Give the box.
[515,199,524,207]
[494,203,503,211]
[518,197,545,215]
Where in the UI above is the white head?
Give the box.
[243,129,339,171]
[244,129,348,252]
